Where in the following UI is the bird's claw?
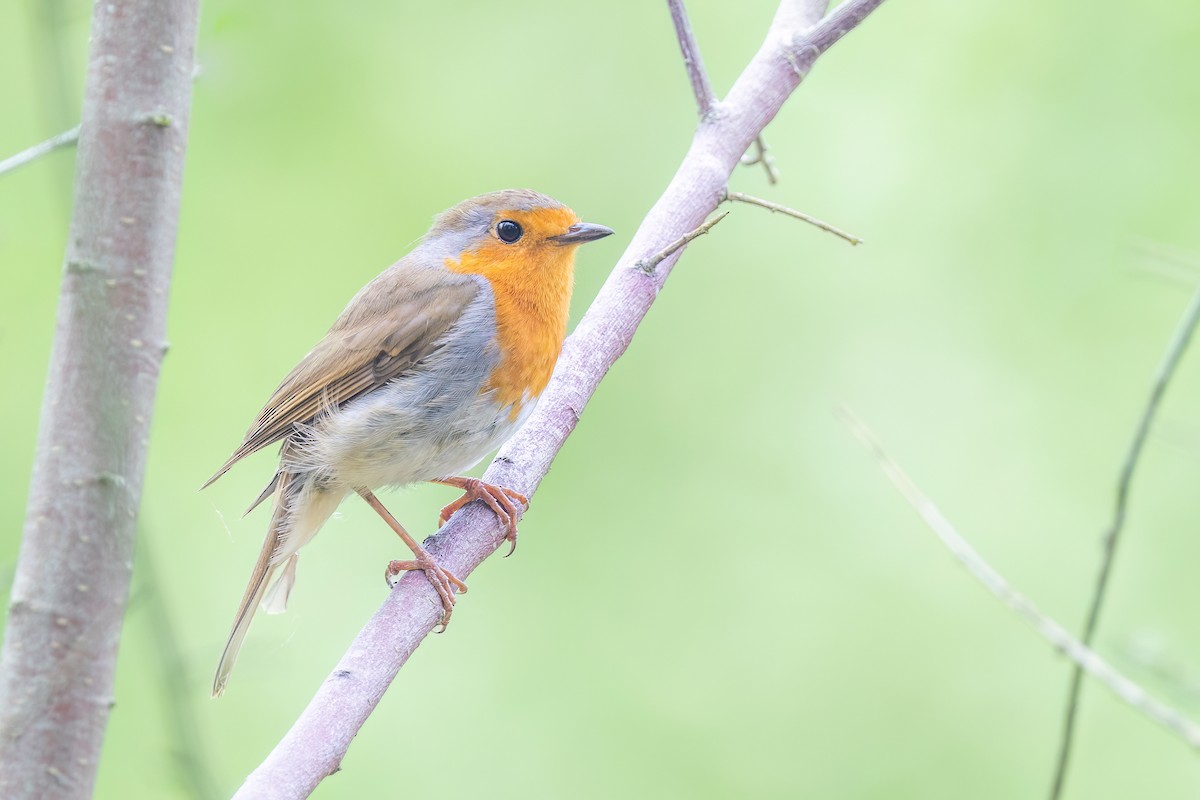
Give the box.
[436,478,527,556]
[385,555,468,630]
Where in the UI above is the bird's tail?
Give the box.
[212,472,293,698]
[212,456,345,697]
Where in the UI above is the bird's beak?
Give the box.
[548,222,614,246]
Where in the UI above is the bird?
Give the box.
[204,189,613,697]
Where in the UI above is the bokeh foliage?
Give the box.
[3,1,1200,797]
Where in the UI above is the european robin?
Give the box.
[204,189,612,696]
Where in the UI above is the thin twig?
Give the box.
[1048,281,1200,799]
[0,125,80,178]
[740,135,780,184]
[837,406,1200,751]
[667,0,716,118]
[725,190,861,245]
[135,534,222,800]
[1131,239,1200,273]
[635,212,728,274]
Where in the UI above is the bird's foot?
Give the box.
[385,553,468,632]
[357,487,468,630]
[433,476,527,556]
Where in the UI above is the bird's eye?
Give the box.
[496,220,523,243]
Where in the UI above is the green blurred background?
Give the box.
[4,1,1200,797]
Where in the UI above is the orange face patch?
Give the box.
[446,206,583,418]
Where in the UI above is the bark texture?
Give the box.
[0,1,198,797]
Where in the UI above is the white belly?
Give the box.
[307,384,532,489]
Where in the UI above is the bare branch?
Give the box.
[0,125,80,178]
[234,2,890,796]
[838,407,1200,752]
[634,211,728,274]
[740,135,781,184]
[725,190,861,245]
[0,0,198,795]
[668,0,717,118]
[1049,280,1200,799]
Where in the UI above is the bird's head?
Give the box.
[430,189,613,289]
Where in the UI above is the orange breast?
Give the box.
[447,241,576,420]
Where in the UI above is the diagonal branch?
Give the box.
[233,1,890,797]
[0,125,80,178]
[1048,280,1200,799]
[839,407,1200,752]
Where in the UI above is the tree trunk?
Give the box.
[0,0,198,796]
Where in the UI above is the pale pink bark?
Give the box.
[0,0,198,797]
[233,1,888,797]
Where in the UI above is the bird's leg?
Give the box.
[356,488,466,631]
[431,476,527,556]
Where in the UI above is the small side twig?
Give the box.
[0,125,80,178]
[740,135,780,184]
[838,406,1200,752]
[668,0,716,118]
[1049,280,1200,800]
[634,211,728,274]
[724,190,861,245]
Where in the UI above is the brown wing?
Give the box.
[202,267,480,489]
